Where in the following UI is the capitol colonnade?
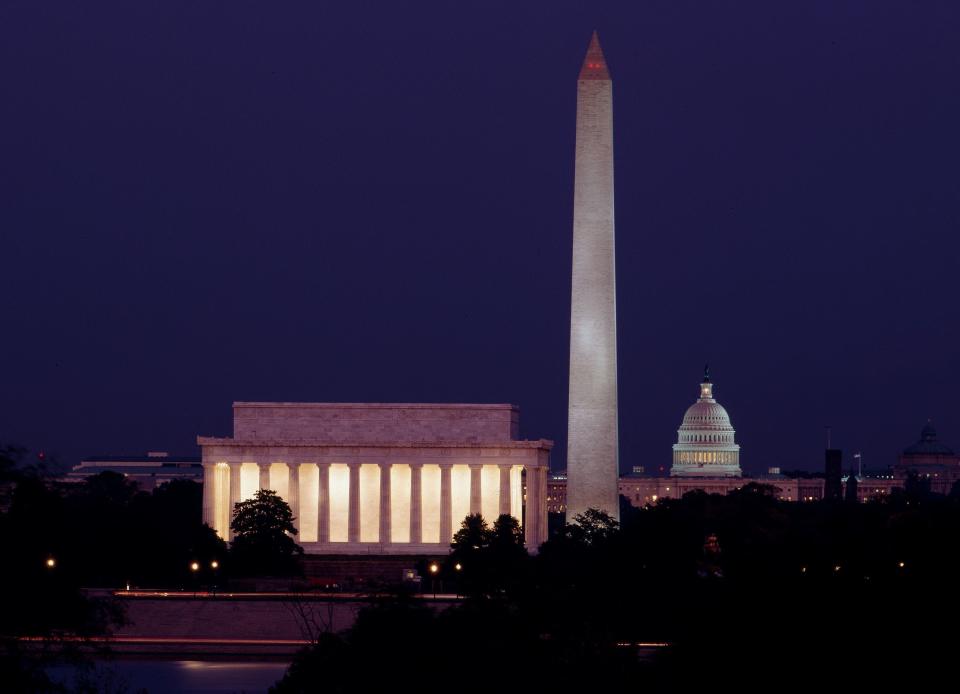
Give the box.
[199,403,552,554]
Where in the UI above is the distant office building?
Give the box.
[547,468,901,514]
[67,452,202,489]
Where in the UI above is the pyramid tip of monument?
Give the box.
[579,30,610,81]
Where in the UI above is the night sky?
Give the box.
[2,1,958,474]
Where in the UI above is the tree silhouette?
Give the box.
[449,513,528,598]
[451,512,491,552]
[230,489,303,576]
[565,507,619,545]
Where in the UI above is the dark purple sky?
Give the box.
[2,1,958,474]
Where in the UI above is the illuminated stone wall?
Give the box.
[233,403,519,444]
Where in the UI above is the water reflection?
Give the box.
[51,659,290,694]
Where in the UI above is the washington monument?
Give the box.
[566,32,620,521]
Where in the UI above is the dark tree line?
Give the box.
[0,444,233,690]
[273,482,960,693]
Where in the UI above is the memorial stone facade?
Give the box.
[199,403,552,554]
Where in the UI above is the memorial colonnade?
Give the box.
[200,445,550,553]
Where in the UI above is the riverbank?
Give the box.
[83,590,460,657]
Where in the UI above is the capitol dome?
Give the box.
[902,420,954,457]
[670,368,742,477]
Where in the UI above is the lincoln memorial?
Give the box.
[198,403,553,554]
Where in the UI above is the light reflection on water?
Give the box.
[51,659,291,694]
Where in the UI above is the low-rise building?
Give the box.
[66,452,202,490]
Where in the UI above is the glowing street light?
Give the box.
[46,557,56,569]
[898,561,905,569]
[454,563,462,572]
[210,560,219,570]
[428,562,440,599]
[190,561,200,572]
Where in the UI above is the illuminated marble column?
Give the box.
[469,464,482,516]
[348,462,361,543]
[258,461,271,490]
[317,462,330,544]
[287,462,300,529]
[202,463,216,527]
[228,460,242,540]
[536,466,548,546]
[439,463,452,543]
[523,465,545,549]
[379,462,391,544]
[498,464,512,517]
[409,463,423,544]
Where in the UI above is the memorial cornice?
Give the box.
[197,436,552,449]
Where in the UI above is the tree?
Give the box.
[0,445,125,690]
[490,513,524,551]
[81,470,142,507]
[487,514,528,595]
[564,508,619,546]
[451,512,491,552]
[230,489,303,576]
[949,479,960,499]
[449,514,529,598]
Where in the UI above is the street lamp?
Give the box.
[453,562,464,598]
[428,562,439,598]
[190,561,200,572]
[45,557,56,569]
[209,560,220,596]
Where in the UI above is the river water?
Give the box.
[48,659,291,693]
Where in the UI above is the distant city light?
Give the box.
[190,561,200,572]
[429,563,439,574]
[898,561,905,568]
[45,557,56,569]
[211,560,219,569]
[454,563,462,571]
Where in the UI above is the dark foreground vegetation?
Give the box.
[274,481,960,693]
[0,444,226,691]
[4,440,960,692]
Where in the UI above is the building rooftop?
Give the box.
[80,455,201,464]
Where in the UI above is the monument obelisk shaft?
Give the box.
[566,32,619,521]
